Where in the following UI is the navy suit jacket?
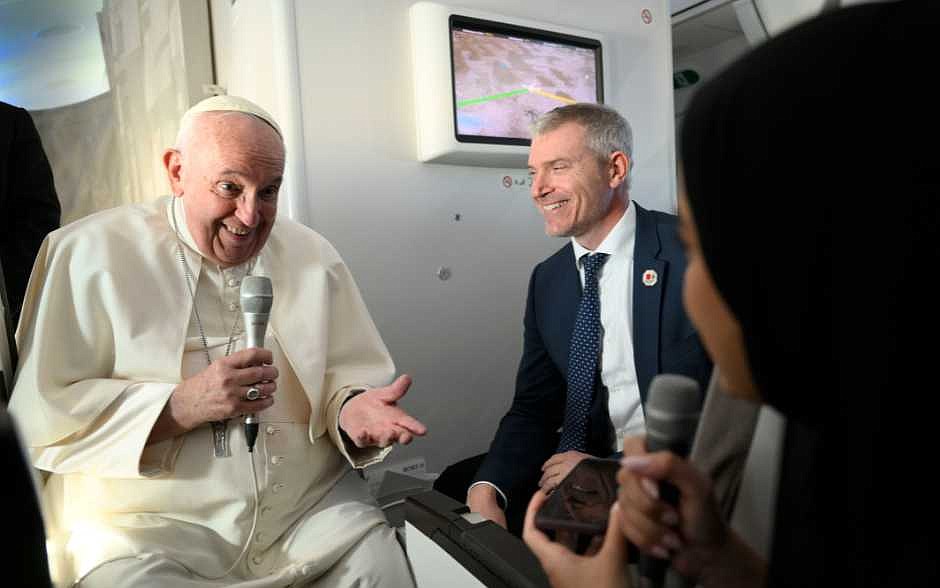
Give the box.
[474,203,712,506]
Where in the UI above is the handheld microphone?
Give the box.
[638,374,702,588]
[240,276,273,452]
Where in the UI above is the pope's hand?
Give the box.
[338,375,427,448]
[169,348,278,429]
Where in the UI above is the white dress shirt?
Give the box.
[571,202,644,452]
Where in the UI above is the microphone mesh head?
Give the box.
[646,374,701,415]
[240,276,273,313]
[645,374,702,453]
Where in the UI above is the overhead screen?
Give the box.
[449,14,603,145]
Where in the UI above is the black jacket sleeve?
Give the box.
[0,103,61,327]
[472,263,566,506]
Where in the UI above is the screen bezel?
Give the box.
[448,14,604,146]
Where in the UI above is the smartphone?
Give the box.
[534,457,619,552]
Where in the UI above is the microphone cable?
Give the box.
[181,430,262,582]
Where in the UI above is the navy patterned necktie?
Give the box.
[558,252,609,452]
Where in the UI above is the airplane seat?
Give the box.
[404,489,551,587]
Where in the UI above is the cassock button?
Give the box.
[265,425,278,435]
[227,277,239,287]
[228,301,239,312]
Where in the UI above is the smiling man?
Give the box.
[466,103,711,534]
[9,96,424,587]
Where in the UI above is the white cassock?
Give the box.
[9,196,414,587]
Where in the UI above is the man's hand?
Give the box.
[467,484,508,529]
[149,348,278,444]
[523,489,633,588]
[539,450,590,492]
[338,375,427,448]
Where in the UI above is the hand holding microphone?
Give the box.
[623,374,705,588]
[241,276,273,452]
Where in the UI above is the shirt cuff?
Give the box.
[468,480,508,510]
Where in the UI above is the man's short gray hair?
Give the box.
[531,103,633,187]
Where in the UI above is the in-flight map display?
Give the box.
[450,17,603,144]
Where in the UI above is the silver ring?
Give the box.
[246,387,261,401]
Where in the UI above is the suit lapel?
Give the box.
[542,244,581,379]
[632,204,665,404]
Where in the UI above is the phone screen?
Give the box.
[534,457,619,551]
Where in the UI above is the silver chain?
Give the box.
[170,197,253,366]
[170,198,257,457]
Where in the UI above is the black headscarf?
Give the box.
[680,2,936,585]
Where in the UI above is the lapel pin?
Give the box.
[642,269,658,287]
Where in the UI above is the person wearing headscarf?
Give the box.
[523,1,936,586]
[9,95,426,587]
